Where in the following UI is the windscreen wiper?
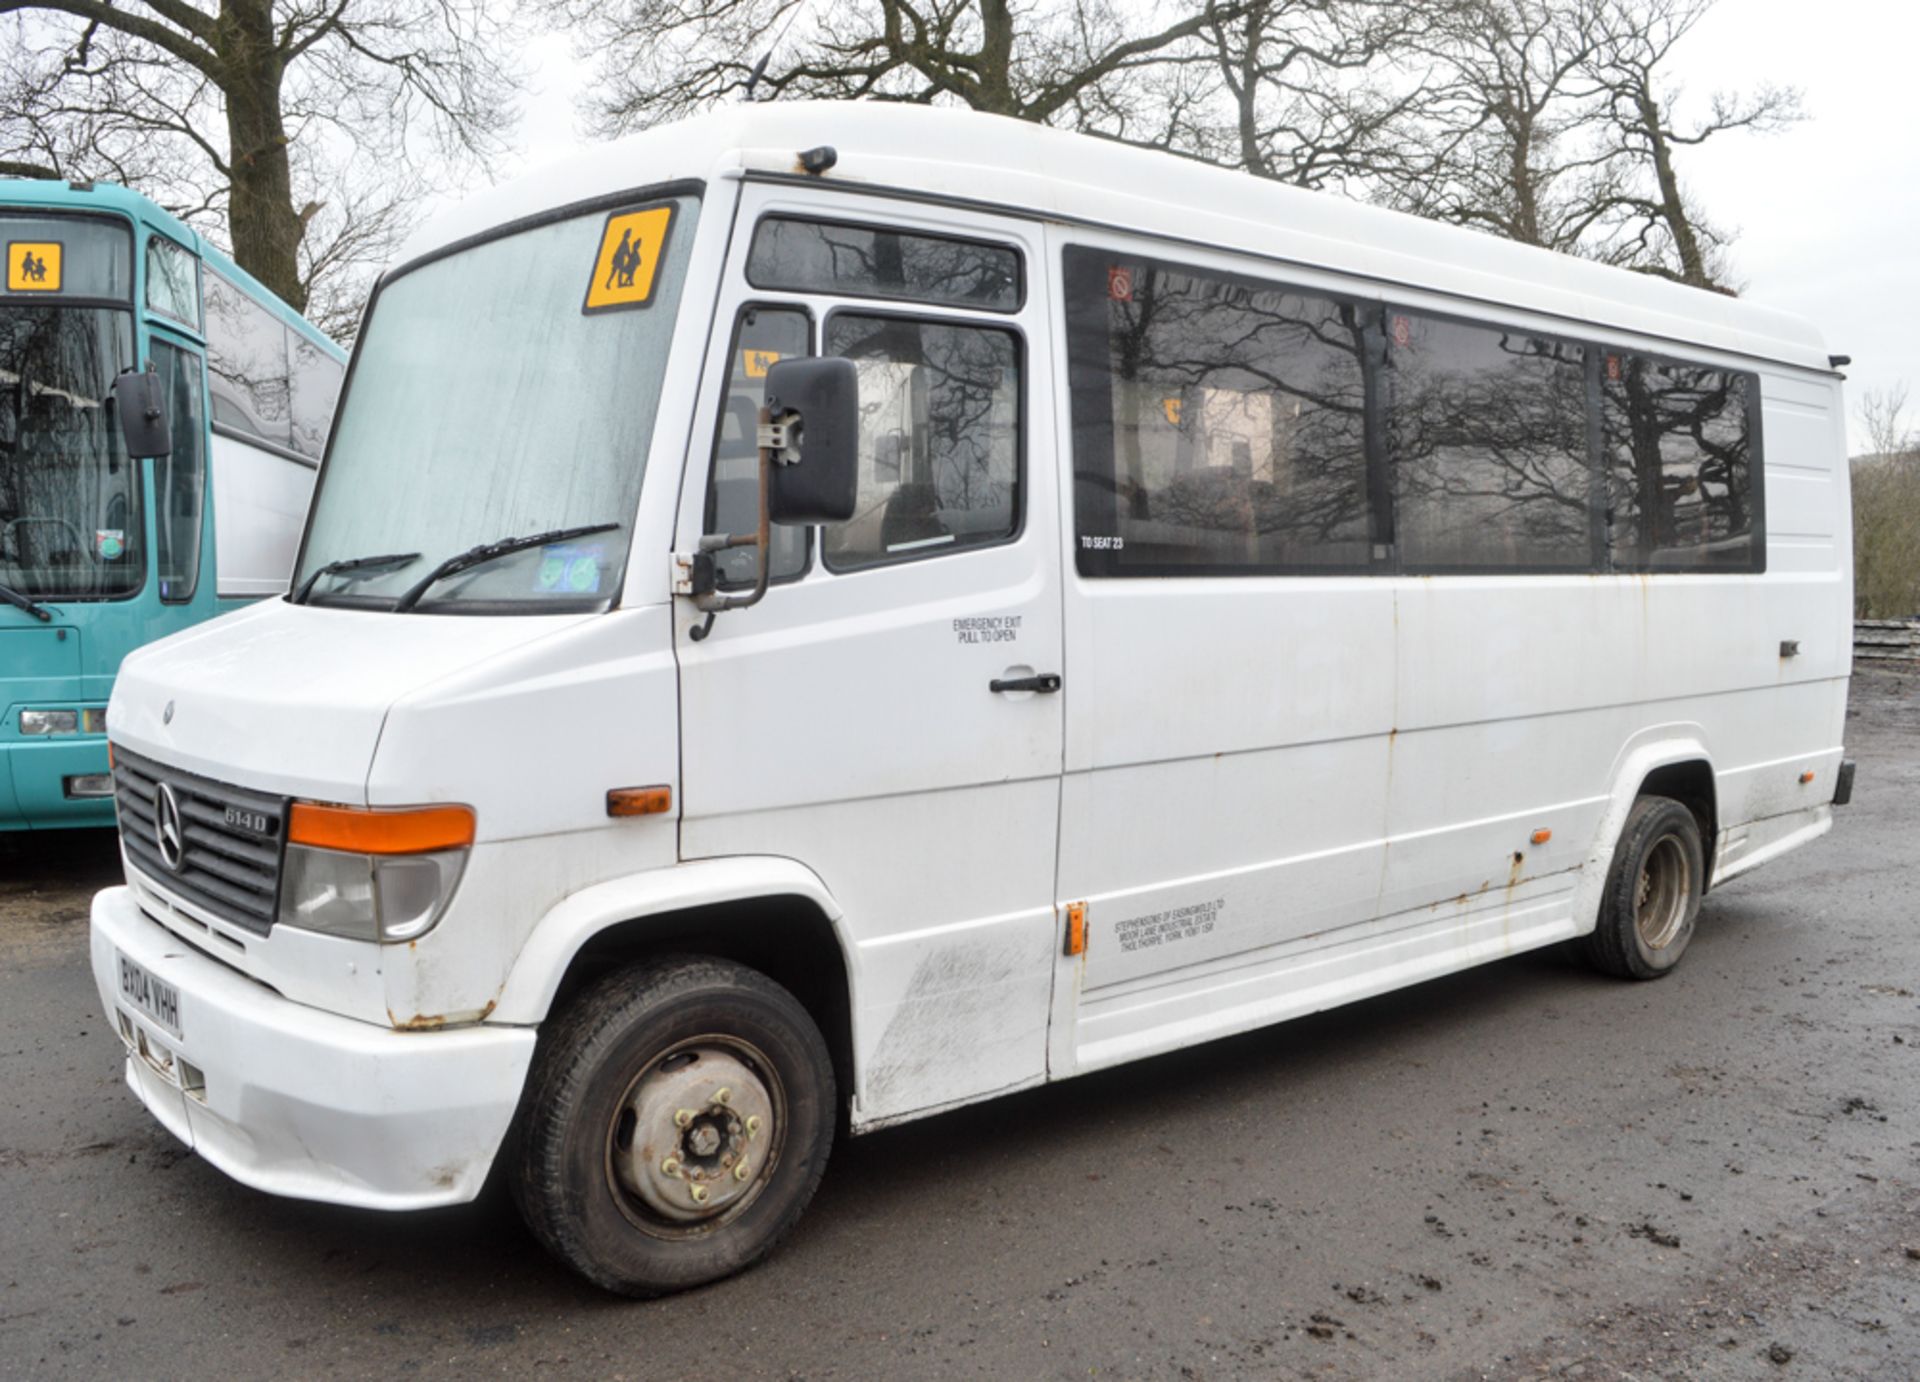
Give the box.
[391,523,620,613]
[292,551,421,604]
[0,580,53,623]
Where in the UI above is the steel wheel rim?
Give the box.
[1635,835,1691,951]
[604,1033,787,1240]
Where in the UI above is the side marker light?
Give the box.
[607,786,673,818]
[1065,901,1088,957]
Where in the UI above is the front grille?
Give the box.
[113,745,287,935]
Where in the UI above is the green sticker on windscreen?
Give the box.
[535,543,603,595]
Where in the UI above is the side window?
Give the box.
[1063,247,1372,575]
[747,218,1020,312]
[289,332,344,461]
[145,235,199,328]
[822,313,1020,571]
[149,341,206,602]
[204,268,291,448]
[705,306,811,587]
[1386,313,1592,572]
[1601,354,1760,571]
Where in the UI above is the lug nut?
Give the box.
[674,1108,694,1128]
[661,1157,681,1176]
[713,1087,732,1105]
[745,1115,762,1136]
[690,1184,709,1204]
[733,1160,751,1182]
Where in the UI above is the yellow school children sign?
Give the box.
[6,242,62,292]
[583,205,675,314]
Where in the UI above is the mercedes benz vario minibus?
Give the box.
[89,103,1854,1296]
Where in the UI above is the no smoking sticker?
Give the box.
[1107,266,1134,302]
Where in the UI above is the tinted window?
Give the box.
[0,306,141,597]
[1387,313,1592,571]
[289,332,343,460]
[706,306,811,587]
[145,235,199,327]
[748,218,1021,312]
[150,340,206,602]
[1064,249,1372,575]
[1601,354,1759,571]
[204,268,290,447]
[822,313,1020,570]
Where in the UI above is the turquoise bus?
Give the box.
[2,178,345,830]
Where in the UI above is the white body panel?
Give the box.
[209,433,317,597]
[89,104,1851,1212]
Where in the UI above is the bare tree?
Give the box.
[554,0,1241,139]
[1377,0,1622,252]
[1582,0,1801,291]
[0,1,521,320]
[1857,383,1915,461]
[1188,0,1440,192]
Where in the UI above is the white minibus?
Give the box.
[89,103,1854,1296]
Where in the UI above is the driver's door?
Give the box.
[672,183,1066,1127]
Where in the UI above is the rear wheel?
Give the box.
[1581,795,1705,980]
[512,956,836,1296]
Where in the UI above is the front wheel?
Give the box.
[1581,795,1706,980]
[511,956,836,1296]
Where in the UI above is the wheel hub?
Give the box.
[613,1047,776,1223]
[1634,835,1690,950]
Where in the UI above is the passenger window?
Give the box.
[1601,354,1759,571]
[149,341,206,602]
[1386,314,1592,571]
[289,332,344,461]
[705,306,812,587]
[821,313,1020,571]
[145,235,199,328]
[1063,248,1372,575]
[747,218,1021,312]
[204,268,291,448]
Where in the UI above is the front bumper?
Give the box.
[89,884,537,1210]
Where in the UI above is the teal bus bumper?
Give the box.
[1,728,116,830]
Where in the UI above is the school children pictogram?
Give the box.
[6,242,63,292]
[583,205,675,313]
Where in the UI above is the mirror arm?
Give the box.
[688,407,776,642]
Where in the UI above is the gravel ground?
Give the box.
[2,668,1916,1380]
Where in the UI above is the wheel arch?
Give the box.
[490,859,858,1108]
[1571,727,1718,936]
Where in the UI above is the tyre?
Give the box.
[1581,795,1706,980]
[512,956,836,1296]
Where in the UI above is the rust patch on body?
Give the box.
[387,999,496,1031]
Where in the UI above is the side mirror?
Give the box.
[111,369,173,459]
[763,357,858,525]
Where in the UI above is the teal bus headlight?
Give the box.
[21,709,79,735]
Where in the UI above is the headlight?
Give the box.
[276,802,475,943]
[21,709,79,735]
[279,843,468,942]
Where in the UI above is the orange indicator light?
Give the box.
[289,802,475,854]
[1530,828,1552,845]
[1799,771,1816,785]
[1065,902,1088,957]
[607,785,673,818]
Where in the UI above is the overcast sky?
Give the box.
[502,0,1918,449]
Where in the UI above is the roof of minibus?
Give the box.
[0,176,344,359]
[398,101,1830,373]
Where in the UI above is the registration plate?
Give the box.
[117,952,181,1039]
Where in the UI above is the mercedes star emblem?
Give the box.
[154,781,186,872]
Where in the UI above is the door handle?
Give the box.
[989,673,1062,694]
